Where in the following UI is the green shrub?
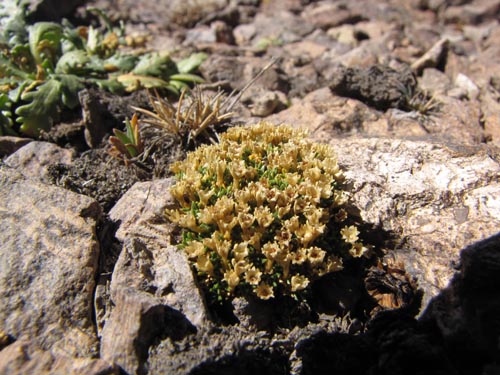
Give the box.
[167,122,369,302]
[0,1,206,136]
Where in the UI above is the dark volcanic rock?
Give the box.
[328,64,417,111]
[26,0,84,21]
[420,233,500,374]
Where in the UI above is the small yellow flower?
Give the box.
[318,256,343,276]
[216,216,238,239]
[232,259,249,275]
[334,190,349,206]
[229,160,247,188]
[307,246,326,266]
[283,185,297,200]
[196,253,214,275]
[254,206,274,227]
[298,222,324,246]
[275,229,292,246]
[215,161,227,187]
[229,160,247,180]
[237,212,254,230]
[284,216,300,233]
[304,207,324,226]
[234,188,253,205]
[276,204,292,218]
[349,242,368,258]
[244,267,262,285]
[326,256,343,272]
[179,212,200,232]
[262,242,281,260]
[198,188,215,206]
[291,248,307,265]
[215,237,231,261]
[340,225,359,244]
[265,188,279,207]
[213,196,234,218]
[170,181,191,208]
[291,274,310,292]
[184,241,205,259]
[274,190,289,208]
[293,197,309,214]
[304,167,322,183]
[285,172,301,186]
[204,232,231,261]
[232,242,249,261]
[255,282,274,300]
[224,270,240,290]
[255,184,267,206]
[241,230,263,250]
[198,207,215,225]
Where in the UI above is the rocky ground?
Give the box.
[1,0,500,374]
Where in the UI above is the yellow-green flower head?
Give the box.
[166,122,367,302]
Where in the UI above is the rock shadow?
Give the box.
[189,348,289,375]
[295,232,500,375]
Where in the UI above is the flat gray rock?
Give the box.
[0,164,102,357]
[4,141,74,181]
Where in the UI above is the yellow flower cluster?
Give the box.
[166,121,367,301]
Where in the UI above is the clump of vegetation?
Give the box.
[166,122,370,303]
[133,87,234,148]
[0,0,206,136]
[108,113,143,166]
[398,83,441,117]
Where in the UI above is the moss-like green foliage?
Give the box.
[167,122,369,302]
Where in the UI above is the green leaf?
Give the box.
[28,22,62,66]
[85,26,105,56]
[103,53,138,72]
[55,50,91,74]
[60,19,86,52]
[167,79,188,94]
[132,52,177,79]
[0,0,29,46]
[16,78,61,136]
[93,78,125,95]
[169,73,205,84]
[57,74,84,109]
[55,50,107,76]
[87,7,115,34]
[176,52,207,74]
[112,128,132,145]
[0,92,16,135]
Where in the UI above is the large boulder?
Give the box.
[101,178,208,374]
[0,164,102,357]
[332,138,500,309]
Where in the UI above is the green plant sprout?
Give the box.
[108,113,144,166]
